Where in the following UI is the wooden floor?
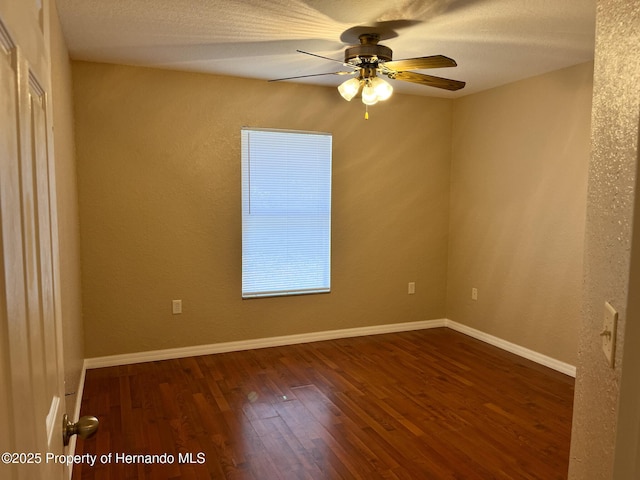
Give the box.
[73,328,574,480]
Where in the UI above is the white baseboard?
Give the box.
[84,319,447,369]
[445,320,576,377]
[83,318,575,378]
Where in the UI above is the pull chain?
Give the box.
[364,104,369,120]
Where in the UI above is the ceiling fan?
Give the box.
[269,30,465,117]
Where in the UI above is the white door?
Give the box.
[0,1,68,479]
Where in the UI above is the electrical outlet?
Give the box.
[471,288,478,301]
[601,301,617,367]
[172,299,182,315]
[408,282,416,295]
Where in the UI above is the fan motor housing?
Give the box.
[344,33,392,66]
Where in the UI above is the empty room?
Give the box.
[1,0,639,479]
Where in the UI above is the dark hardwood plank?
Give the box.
[73,328,574,479]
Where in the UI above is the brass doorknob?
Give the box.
[62,414,99,446]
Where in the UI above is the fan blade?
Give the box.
[296,49,345,64]
[268,71,355,82]
[383,55,457,71]
[392,71,465,91]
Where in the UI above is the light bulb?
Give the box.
[338,77,360,101]
[371,77,393,101]
[361,82,378,105]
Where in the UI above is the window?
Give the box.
[241,128,332,298]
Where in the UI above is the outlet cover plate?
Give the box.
[172,299,182,315]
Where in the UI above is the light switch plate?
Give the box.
[602,301,617,367]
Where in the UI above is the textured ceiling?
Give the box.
[55,0,596,98]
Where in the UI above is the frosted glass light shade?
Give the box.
[371,77,393,101]
[337,77,360,101]
[361,83,378,105]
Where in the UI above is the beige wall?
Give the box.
[569,0,640,477]
[72,62,453,357]
[50,0,85,414]
[447,63,593,365]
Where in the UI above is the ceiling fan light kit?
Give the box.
[338,74,394,105]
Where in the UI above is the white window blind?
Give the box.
[241,128,332,298]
